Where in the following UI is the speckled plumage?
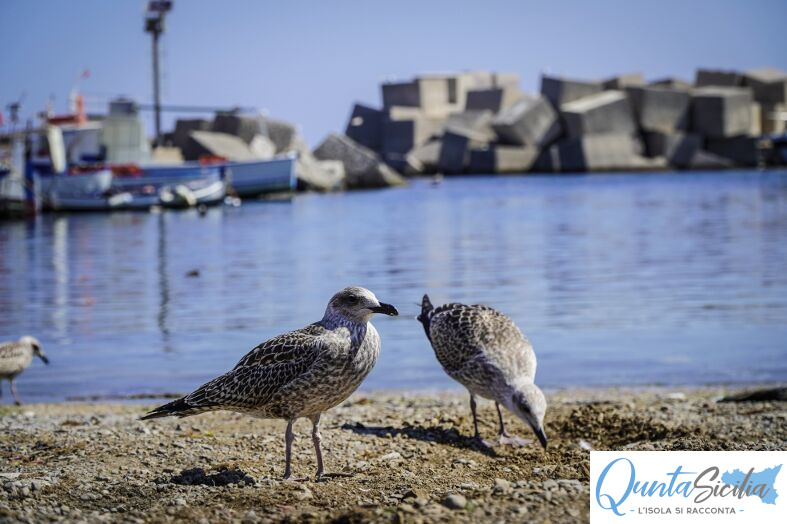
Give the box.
[418,295,547,448]
[0,336,48,405]
[143,287,398,479]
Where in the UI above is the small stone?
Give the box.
[442,493,467,510]
[543,479,558,490]
[380,451,402,461]
[174,497,187,506]
[493,478,511,492]
[296,487,313,500]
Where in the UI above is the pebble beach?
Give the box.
[1,387,784,523]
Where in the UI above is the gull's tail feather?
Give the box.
[140,397,214,420]
[417,294,435,341]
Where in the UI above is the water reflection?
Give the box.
[1,170,787,401]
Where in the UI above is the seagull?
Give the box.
[0,336,49,405]
[417,295,547,449]
[142,286,398,480]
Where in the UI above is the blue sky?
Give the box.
[1,0,786,146]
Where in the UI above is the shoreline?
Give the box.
[11,381,787,406]
[1,386,784,523]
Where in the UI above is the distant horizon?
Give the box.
[2,0,786,146]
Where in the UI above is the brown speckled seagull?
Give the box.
[417,294,547,449]
[0,336,49,405]
[142,287,398,480]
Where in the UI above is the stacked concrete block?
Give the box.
[212,114,267,144]
[465,87,523,112]
[183,131,264,161]
[555,133,661,172]
[380,109,444,171]
[296,149,346,192]
[541,74,604,107]
[262,117,297,153]
[706,136,760,166]
[650,77,693,90]
[743,68,787,105]
[382,76,454,118]
[603,73,645,90]
[438,131,470,174]
[444,110,496,142]
[644,132,702,168]
[691,87,753,138]
[686,150,735,170]
[631,86,691,133]
[760,104,787,134]
[405,140,442,174]
[468,145,539,173]
[492,95,561,147]
[173,119,211,151]
[695,68,743,87]
[313,133,405,189]
[345,103,384,151]
[743,69,787,135]
[561,91,637,138]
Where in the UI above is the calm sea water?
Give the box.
[2,170,787,402]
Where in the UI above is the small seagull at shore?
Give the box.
[417,295,547,449]
[142,286,398,481]
[0,336,49,405]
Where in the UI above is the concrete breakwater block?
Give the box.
[695,68,743,87]
[602,73,645,90]
[438,132,470,174]
[492,95,561,147]
[405,140,441,174]
[630,86,691,133]
[541,74,603,107]
[691,87,753,138]
[313,133,405,189]
[173,119,211,151]
[444,110,496,142]
[644,132,702,168]
[561,91,637,138]
[184,131,269,162]
[381,110,444,157]
[650,77,693,90]
[296,150,346,192]
[706,136,760,166]
[468,145,539,173]
[262,117,297,153]
[345,104,384,151]
[743,68,787,105]
[382,76,455,118]
[554,133,659,172]
[212,114,267,145]
[760,103,787,134]
[465,87,522,112]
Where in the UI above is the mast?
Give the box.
[144,1,173,147]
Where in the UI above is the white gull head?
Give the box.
[323,286,398,324]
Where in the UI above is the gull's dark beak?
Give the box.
[534,426,548,449]
[39,354,50,365]
[371,302,398,316]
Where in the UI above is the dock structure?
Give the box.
[329,67,787,175]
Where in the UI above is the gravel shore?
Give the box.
[1,387,784,523]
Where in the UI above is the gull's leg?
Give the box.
[10,379,21,406]
[496,402,509,437]
[310,413,352,481]
[310,413,324,481]
[469,393,481,439]
[496,402,532,447]
[470,393,495,448]
[283,419,295,479]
